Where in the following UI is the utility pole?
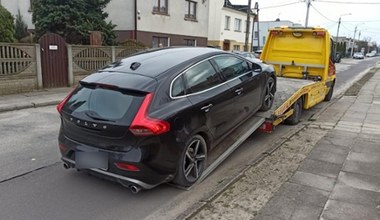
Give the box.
[244,0,252,52]
[334,17,341,54]
[350,26,358,57]
[305,0,312,27]
[256,2,260,50]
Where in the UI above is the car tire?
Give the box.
[260,76,276,111]
[285,98,303,125]
[172,135,207,187]
[324,83,334,101]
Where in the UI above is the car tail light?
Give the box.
[312,31,325,37]
[115,162,140,172]
[129,93,170,136]
[56,87,76,114]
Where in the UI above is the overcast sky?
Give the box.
[230,0,380,44]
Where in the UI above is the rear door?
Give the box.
[212,55,265,122]
[183,60,236,141]
[61,83,146,151]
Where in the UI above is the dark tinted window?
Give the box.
[213,56,250,81]
[171,75,186,97]
[184,61,221,94]
[62,85,143,121]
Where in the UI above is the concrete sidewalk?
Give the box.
[0,87,72,113]
[256,69,380,220]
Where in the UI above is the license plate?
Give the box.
[76,151,108,170]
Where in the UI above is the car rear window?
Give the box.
[62,85,145,122]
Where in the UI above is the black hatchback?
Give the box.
[57,47,276,192]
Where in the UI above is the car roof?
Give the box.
[101,47,225,77]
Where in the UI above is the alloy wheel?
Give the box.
[183,138,206,183]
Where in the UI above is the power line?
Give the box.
[260,1,301,9]
[310,4,335,22]
[317,0,380,4]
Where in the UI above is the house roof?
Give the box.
[223,0,254,14]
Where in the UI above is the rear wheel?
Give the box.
[285,99,303,125]
[324,83,334,101]
[260,76,275,111]
[173,135,207,187]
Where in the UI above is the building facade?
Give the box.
[0,0,209,47]
[208,0,254,51]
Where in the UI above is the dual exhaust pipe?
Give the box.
[63,162,143,194]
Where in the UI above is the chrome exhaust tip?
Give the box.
[130,185,142,194]
[63,163,70,169]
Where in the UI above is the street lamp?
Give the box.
[334,13,351,55]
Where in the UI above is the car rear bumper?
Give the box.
[61,157,165,189]
[59,135,179,189]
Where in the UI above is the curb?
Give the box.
[0,100,60,113]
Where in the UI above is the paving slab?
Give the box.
[330,184,380,207]
[312,142,350,156]
[351,140,380,155]
[308,149,347,165]
[298,159,342,179]
[337,171,380,192]
[343,160,380,177]
[256,182,329,220]
[289,171,336,192]
[320,200,380,220]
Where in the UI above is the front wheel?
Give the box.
[285,98,303,125]
[260,76,276,111]
[172,135,207,187]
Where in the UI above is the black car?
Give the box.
[57,47,276,192]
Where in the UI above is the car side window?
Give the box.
[213,56,251,81]
[171,75,186,97]
[183,61,221,94]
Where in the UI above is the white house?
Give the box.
[252,19,302,50]
[0,0,209,47]
[208,0,254,51]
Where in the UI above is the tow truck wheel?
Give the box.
[172,135,207,187]
[285,99,303,125]
[260,76,275,111]
[324,84,334,101]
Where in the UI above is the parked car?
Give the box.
[57,47,276,191]
[353,52,364,59]
[365,52,376,57]
[334,52,341,63]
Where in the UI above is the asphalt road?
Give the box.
[0,57,379,220]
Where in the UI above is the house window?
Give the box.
[225,16,230,30]
[233,45,240,51]
[185,0,197,20]
[184,39,196,46]
[152,36,169,48]
[234,18,241,32]
[153,0,168,14]
[254,31,259,39]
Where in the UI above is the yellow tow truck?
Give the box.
[257,26,336,131]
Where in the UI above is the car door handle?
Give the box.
[201,104,213,112]
[235,88,243,95]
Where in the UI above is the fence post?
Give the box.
[67,45,74,86]
[35,44,43,89]
[111,46,116,62]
